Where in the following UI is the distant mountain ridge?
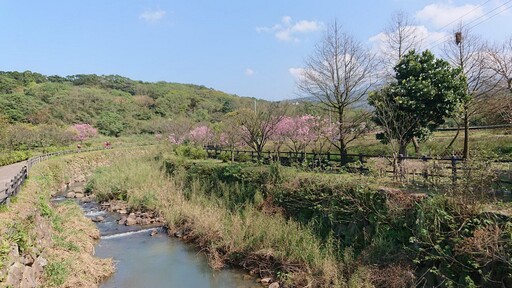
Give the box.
[0,70,260,135]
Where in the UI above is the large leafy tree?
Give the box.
[369,50,467,156]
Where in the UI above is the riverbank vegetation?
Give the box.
[0,150,126,287]
[84,146,512,287]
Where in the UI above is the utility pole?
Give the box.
[456,31,469,160]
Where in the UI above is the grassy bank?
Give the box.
[0,149,148,287]
[87,151,375,287]
[78,146,512,287]
[161,153,512,287]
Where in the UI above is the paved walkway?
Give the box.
[0,161,27,189]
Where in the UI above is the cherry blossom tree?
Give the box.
[188,125,213,146]
[71,124,97,142]
[218,116,245,161]
[274,115,318,154]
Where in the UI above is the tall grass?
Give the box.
[86,152,373,287]
[0,150,117,287]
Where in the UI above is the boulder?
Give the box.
[8,244,20,265]
[125,216,137,226]
[66,192,76,198]
[260,277,272,285]
[22,254,34,266]
[20,266,36,288]
[118,216,127,225]
[118,209,128,214]
[6,262,24,287]
[150,229,158,236]
[75,193,84,199]
[269,282,280,288]
[32,257,47,278]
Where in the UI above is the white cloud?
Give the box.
[257,16,323,42]
[245,68,254,76]
[416,3,485,28]
[139,9,167,23]
[289,67,306,80]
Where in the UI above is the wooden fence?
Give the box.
[205,148,512,186]
[0,146,106,205]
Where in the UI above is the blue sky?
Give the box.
[0,0,510,100]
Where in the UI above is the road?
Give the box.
[0,161,27,189]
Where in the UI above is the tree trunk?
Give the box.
[445,120,460,154]
[412,137,420,155]
[339,140,348,165]
[463,110,469,160]
[338,108,348,165]
[399,141,408,157]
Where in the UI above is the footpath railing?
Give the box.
[0,146,106,205]
[205,148,512,186]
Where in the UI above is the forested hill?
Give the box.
[0,71,259,135]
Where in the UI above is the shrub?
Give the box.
[174,145,207,160]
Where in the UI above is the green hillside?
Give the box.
[0,71,257,135]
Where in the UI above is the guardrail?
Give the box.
[0,146,106,205]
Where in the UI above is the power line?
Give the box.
[426,0,512,50]
[432,0,493,32]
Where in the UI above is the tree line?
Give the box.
[165,14,511,164]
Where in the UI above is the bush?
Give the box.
[0,150,32,166]
[234,152,251,162]
[219,151,231,162]
[174,145,207,159]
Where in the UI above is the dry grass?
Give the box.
[0,148,147,287]
[85,152,380,287]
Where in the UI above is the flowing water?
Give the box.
[54,188,258,288]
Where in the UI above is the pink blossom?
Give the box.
[71,124,97,142]
[188,125,213,146]
[168,134,184,145]
[273,115,319,153]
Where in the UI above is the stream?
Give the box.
[53,189,258,288]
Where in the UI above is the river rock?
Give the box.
[92,216,104,223]
[118,216,127,225]
[269,282,280,288]
[150,229,158,236]
[126,216,137,226]
[75,193,84,199]
[72,186,84,193]
[20,266,36,288]
[118,209,128,214]
[66,192,76,198]
[260,277,272,285]
[174,230,183,238]
[6,262,24,287]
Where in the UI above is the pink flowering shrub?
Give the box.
[71,124,98,142]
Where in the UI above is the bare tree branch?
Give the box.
[297,22,376,160]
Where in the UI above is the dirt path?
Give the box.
[0,161,27,189]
